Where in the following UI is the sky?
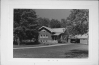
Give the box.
[35,9,71,21]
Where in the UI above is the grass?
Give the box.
[13,42,68,48]
[13,43,88,58]
[65,49,88,58]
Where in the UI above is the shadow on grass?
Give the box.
[65,49,88,58]
[23,42,41,45]
[13,41,41,45]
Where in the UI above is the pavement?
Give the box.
[13,43,72,49]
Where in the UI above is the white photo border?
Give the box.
[1,0,98,65]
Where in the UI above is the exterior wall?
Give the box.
[68,38,88,44]
[80,38,88,44]
[38,29,52,44]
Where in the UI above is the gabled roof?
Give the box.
[39,26,52,32]
[38,26,66,35]
[52,28,65,33]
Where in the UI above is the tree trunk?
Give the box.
[17,37,20,46]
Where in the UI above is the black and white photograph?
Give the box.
[13,9,89,58]
[1,0,99,65]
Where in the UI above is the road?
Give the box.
[13,44,88,58]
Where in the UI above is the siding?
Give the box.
[80,38,88,44]
[38,29,52,44]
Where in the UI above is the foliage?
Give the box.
[37,18,62,28]
[66,9,89,35]
[13,9,89,45]
[50,19,61,28]
[37,17,50,28]
[14,9,38,30]
[61,19,67,28]
[14,9,39,44]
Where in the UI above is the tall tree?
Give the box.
[37,17,50,28]
[14,9,38,45]
[66,9,89,35]
[50,19,61,28]
[61,19,67,28]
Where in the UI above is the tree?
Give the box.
[66,9,89,35]
[61,19,67,28]
[14,9,39,45]
[37,17,50,28]
[50,19,61,28]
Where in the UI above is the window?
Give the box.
[43,40,47,43]
[41,40,43,42]
[41,40,42,42]
[45,35,48,38]
[39,40,41,42]
[40,35,42,38]
[41,35,42,37]
[40,35,48,38]
[43,30,46,32]
[43,35,45,38]
[46,35,48,37]
[43,40,45,43]
[45,40,47,42]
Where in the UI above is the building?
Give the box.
[75,34,88,44]
[38,26,66,44]
[68,33,88,44]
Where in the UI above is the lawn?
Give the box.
[65,49,88,58]
[13,43,88,58]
